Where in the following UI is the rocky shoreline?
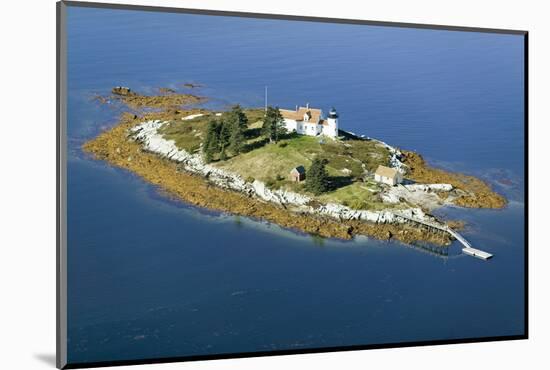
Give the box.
[82,113,455,245]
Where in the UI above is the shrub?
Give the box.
[349,199,367,210]
[275,174,285,181]
[265,178,276,189]
[245,176,255,183]
[278,142,288,148]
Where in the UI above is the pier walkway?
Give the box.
[393,213,493,260]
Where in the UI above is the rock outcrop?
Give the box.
[404,184,453,192]
[112,86,135,96]
[381,183,455,210]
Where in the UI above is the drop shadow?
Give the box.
[402,178,417,185]
[34,353,56,367]
[243,137,269,152]
[328,176,354,190]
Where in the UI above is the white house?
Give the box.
[280,105,339,138]
[374,165,403,186]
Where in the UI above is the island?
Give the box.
[83,86,506,248]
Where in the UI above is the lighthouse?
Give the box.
[326,107,339,138]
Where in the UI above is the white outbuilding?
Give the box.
[374,165,403,186]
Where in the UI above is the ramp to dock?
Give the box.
[394,213,493,260]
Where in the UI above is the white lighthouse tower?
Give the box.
[325,107,339,138]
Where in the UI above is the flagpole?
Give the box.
[264,85,268,112]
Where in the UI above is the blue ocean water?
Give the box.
[66,6,525,364]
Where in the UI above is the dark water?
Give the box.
[66,6,525,364]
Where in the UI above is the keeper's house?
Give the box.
[374,165,403,186]
[280,105,339,138]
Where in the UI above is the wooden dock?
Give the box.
[393,213,493,260]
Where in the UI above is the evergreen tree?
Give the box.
[227,105,248,130]
[218,120,232,158]
[227,105,248,154]
[229,126,245,154]
[262,106,286,143]
[305,158,330,195]
[219,146,227,161]
[203,120,220,163]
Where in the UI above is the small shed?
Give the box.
[290,166,306,182]
[374,165,403,186]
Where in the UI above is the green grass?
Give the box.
[347,140,391,172]
[244,108,266,124]
[216,135,318,182]
[158,113,214,153]
[317,181,401,210]
[215,129,390,182]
